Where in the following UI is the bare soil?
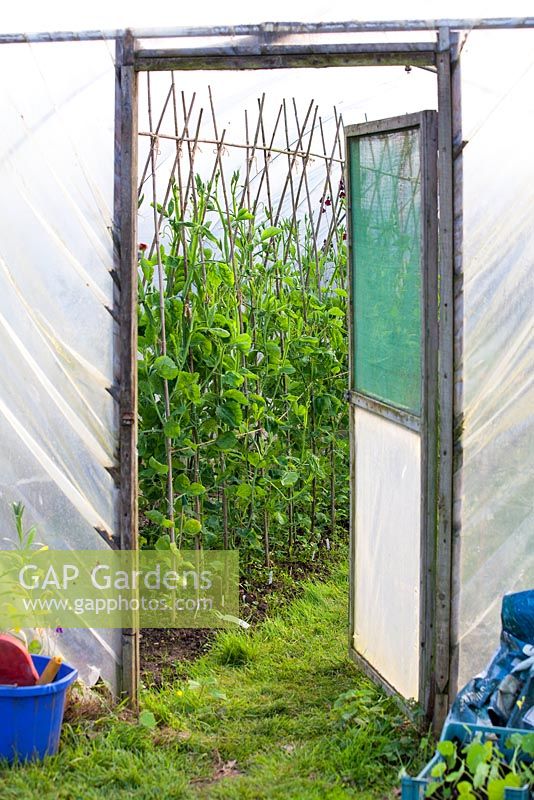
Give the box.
[140,627,215,684]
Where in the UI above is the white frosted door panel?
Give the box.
[353,407,421,700]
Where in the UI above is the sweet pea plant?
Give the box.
[138,172,349,572]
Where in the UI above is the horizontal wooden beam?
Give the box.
[345,109,432,137]
[135,43,436,72]
[347,391,421,433]
[137,42,436,58]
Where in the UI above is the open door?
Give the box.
[346,112,438,716]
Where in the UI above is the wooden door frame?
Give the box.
[113,28,460,728]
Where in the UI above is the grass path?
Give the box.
[0,563,426,799]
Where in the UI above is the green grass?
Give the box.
[0,563,429,799]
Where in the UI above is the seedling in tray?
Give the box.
[425,731,534,799]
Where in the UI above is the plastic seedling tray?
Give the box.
[401,721,532,800]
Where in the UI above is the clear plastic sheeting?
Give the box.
[352,407,421,700]
[453,30,534,689]
[0,41,121,689]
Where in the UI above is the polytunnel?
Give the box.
[0,18,532,728]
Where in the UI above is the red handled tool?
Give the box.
[0,634,39,686]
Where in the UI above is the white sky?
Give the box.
[1,0,533,34]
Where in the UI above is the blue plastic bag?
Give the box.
[451,590,534,730]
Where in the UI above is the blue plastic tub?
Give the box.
[0,654,78,763]
[401,722,533,800]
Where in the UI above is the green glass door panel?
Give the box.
[349,127,422,415]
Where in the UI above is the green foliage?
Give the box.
[425,732,534,799]
[138,173,349,567]
[0,504,47,651]
[138,710,157,730]
[11,502,40,552]
[211,631,259,666]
